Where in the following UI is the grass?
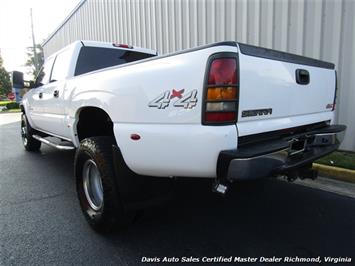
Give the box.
[0,100,15,106]
[0,100,20,112]
[316,151,355,170]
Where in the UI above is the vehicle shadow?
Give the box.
[22,145,355,259]
[105,177,355,259]
[3,120,354,261]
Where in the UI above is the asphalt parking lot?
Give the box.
[1,113,355,265]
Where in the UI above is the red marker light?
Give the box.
[112,43,133,49]
[130,134,141,141]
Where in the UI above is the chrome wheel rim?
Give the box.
[82,159,104,211]
[21,116,28,146]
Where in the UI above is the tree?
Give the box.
[25,44,44,79]
[0,54,12,97]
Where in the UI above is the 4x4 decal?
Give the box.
[148,89,198,109]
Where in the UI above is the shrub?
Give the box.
[6,102,19,109]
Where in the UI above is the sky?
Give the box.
[0,0,81,74]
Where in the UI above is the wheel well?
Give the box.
[76,107,114,141]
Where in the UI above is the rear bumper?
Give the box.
[217,124,346,181]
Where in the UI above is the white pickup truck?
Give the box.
[13,40,346,232]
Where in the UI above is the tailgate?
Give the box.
[237,43,336,134]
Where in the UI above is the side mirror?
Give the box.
[30,80,35,87]
[25,80,35,88]
[12,71,24,89]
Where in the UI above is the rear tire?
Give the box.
[75,136,132,233]
[21,113,41,151]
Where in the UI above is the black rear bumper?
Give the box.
[217,124,346,181]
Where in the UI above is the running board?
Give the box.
[32,135,75,150]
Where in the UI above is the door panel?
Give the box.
[29,56,55,131]
[43,46,75,138]
[40,81,68,137]
[26,87,44,129]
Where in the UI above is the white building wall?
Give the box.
[42,0,355,151]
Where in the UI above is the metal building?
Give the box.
[42,0,355,151]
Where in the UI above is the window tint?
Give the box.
[35,57,55,86]
[74,47,156,76]
[51,48,73,82]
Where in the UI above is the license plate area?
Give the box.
[289,138,307,156]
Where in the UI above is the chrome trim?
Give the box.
[32,128,72,142]
[32,135,75,150]
[21,116,28,146]
[310,133,337,146]
[227,148,289,180]
[82,159,103,211]
[226,131,345,180]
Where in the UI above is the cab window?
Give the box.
[35,57,55,87]
[51,48,73,82]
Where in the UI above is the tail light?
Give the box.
[203,55,238,125]
[112,43,133,49]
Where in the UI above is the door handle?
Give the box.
[39,92,43,99]
[53,90,59,98]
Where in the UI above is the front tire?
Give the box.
[21,113,41,151]
[75,136,130,233]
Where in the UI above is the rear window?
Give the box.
[74,46,156,76]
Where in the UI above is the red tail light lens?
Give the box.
[112,43,133,49]
[205,112,236,122]
[208,58,237,85]
[204,56,238,124]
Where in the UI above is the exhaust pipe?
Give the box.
[212,179,229,195]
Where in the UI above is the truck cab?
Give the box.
[27,41,156,137]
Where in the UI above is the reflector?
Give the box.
[205,112,236,122]
[206,102,236,112]
[207,87,237,100]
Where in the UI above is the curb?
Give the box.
[313,163,355,184]
[0,111,21,114]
